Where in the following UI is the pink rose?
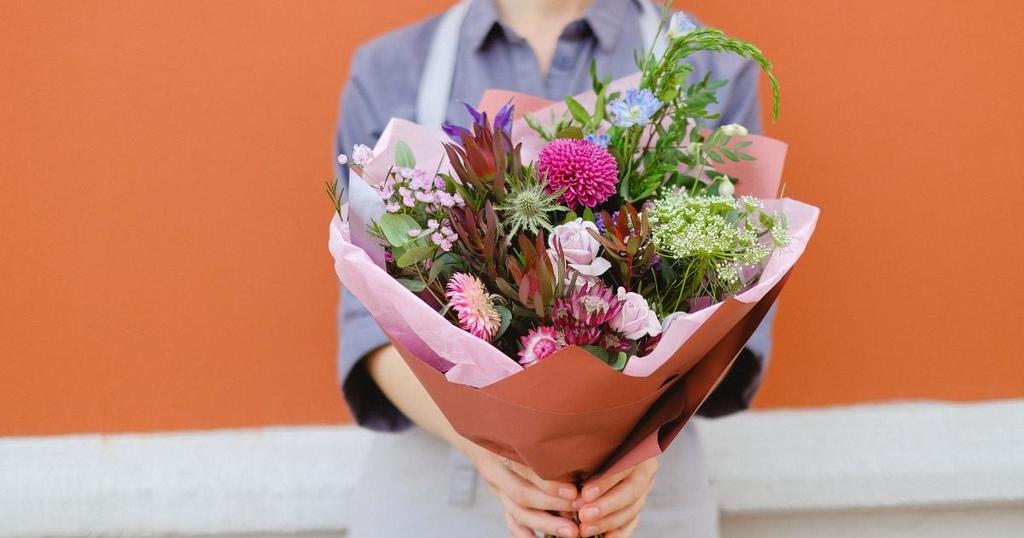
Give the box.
[610,287,661,340]
[547,218,611,278]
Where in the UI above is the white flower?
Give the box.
[336,153,348,165]
[687,142,702,156]
[547,218,611,278]
[718,176,735,197]
[666,12,697,39]
[610,287,661,340]
[720,123,749,137]
[351,144,374,167]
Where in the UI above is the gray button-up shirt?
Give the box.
[334,0,773,432]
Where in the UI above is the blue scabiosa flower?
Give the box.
[609,89,662,128]
[584,132,611,148]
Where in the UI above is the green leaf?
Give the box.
[396,245,434,268]
[396,278,427,292]
[610,351,629,371]
[427,252,457,284]
[378,212,420,247]
[738,152,756,161]
[565,97,591,126]
[581,345,610,363]
[395,141,416,168]
[494,305,512,339]
[593,92,606,126]
[706,150,725,164]
[555,126,584,140]
[734,140,753,150]
[722,148,739,161]
[582,208,595,222]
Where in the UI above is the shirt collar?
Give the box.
[463,0,638,52]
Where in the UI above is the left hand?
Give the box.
[573,458,659,538]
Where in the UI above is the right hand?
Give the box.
[460,441,581,538]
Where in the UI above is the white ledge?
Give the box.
[1,400,1022,537]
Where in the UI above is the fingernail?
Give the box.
[581,524,598,536]
[581,506,600,520]
[584,485,600,500]
[559,486,576,500]
[557,526,574,538]
[571,499,582,510]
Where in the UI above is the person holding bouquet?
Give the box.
[333,1,774,536]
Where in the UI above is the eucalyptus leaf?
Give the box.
[396,278,427,292]
[610,351,629,371]
[396,245,434,268]
[495,305,512,339]
[378,212,420,247]
[582,345,610,363]
[395,141,416,168]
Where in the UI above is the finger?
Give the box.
[580,498,645,537]
[579,468,629,504]
[580,459,658,505]
[507,459,578,501]
[487,465,575,512]
[603,515,640,538]
[505,511,535,538]
[578,470,654,525]
[501,494,579,538]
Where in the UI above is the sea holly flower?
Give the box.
[547,218,611,279]
[609,89,662,128]
[445,273,502,341]
[610,287,661,340]
[518,326,565,366]
[494,169,567,240]
[537,138,619,209]
[666,12,697,39]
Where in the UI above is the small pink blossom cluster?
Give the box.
[377,167,464,214]
[517,281,662,367]
[424,218,458,252]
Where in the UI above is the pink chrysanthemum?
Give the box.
[551,282,622,346]
[445,273,502,341]
[538,138,619,209]
[518,326,565,366]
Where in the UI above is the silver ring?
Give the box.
[502,457,512,468]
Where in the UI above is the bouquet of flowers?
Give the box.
[328,9,817,489]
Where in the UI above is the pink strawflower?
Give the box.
[445,273,502,341]
[551,282,622,346]
[538,138,619,209]
[518,326,565,366]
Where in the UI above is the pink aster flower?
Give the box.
[538,138,619,209]
[445,273,502,341]
[551,281,622,346]
[518,326,565,366]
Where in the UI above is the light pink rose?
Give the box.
[547,218,611,278]
[610,287,662,340]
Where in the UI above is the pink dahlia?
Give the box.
[518,326,565,366]
[445,273,502,341]
[538,138,619,209]
[551,282,622,346]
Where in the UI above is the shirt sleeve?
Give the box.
[697,54,775,418]
[334,47,413,433]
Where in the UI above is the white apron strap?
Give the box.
[638,0,668,60]
[416,0,472,128]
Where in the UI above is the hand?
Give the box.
[460,441,581,538]
[573,458,659,538]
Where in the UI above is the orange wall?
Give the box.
[2,1,1022,436]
